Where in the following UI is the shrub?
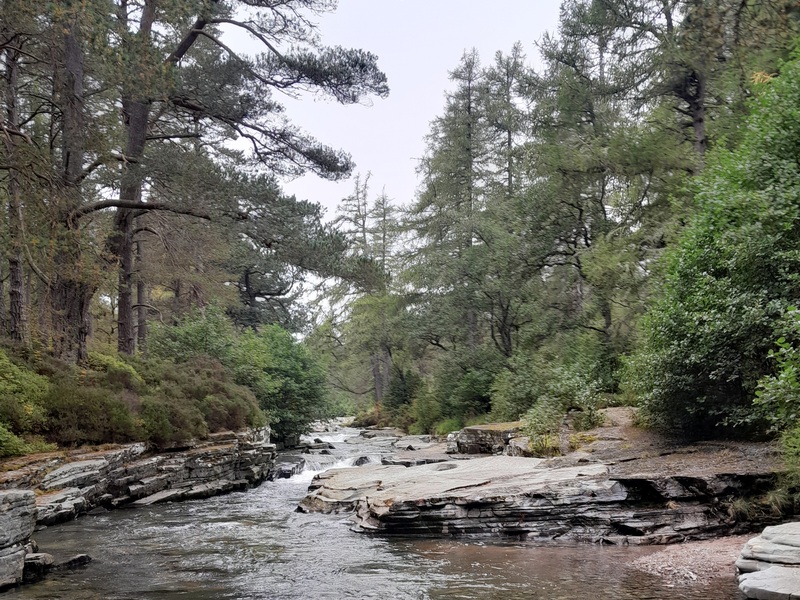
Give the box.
[0,349,50,434]
[39,381,142,446]
[407,384,443,435]
[141,396,208,448]
[228,326,326,442]
[434,417,463,437]
[149,306,237,363]
[0,423,29,458]
[626,55,800,436]
[85,352,145,392]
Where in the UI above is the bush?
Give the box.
[149,306,236,363]
[434,417,463,437]
[228,326,326,442]
[128,355,266,433]
[407,384,443,435]
[39,381,142,445]
[141,396,208,448]
[84,352,145,392]
[0,349,50,434]
[0,423,29,458]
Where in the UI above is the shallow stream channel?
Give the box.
[7,428,741,599]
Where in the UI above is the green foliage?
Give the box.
[434,417,464,437]
[628,55,800,436]
[149,309,324,442]
[140,396,207,448]
[0,424,30,458]
[228,326,327,442]
[85,352,146,392]
[754,309,800,432]
[39,381,142,446]
[0,349,50,435]
[407,385,443,435]
[129,355,266,437]
[493,354,602,427]
[149,306,237,363]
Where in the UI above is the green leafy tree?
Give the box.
[627,54,800,435]
[229,326,326,442]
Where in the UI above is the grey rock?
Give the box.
[53,554,91,571]
[452,423,523,454]
[22,552,54,584]
[0,545,26,589]
[742,524,800,566]
[1,429,277,528]
[300,454,773,542]
[739,565,800,600]
[35,487,86,527]
[0,490,36,547]
[41,459,108,491]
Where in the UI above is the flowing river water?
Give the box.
[6,429,742,599]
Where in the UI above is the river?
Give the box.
[6,429,742,599]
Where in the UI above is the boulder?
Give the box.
[0,545,26,589]
[451,422,523,454]
[22,553,54,584]
[740,523,800,572]
[0,490,36,548]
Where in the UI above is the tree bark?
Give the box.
[50,11,92,364]
[136,240,148,353]
[4,44,27,343]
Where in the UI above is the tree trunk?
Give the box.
[4,44,27,343]
[136,240,148,353]
[691,71,707,165]
[0,259,6,335]
[50,11,92,364]
[370,354,384,405]
[113,97,150,355]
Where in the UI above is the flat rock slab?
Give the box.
[299,455,607,514]
[739,565,800,599]
[300,449,779,541]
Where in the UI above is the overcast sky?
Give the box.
[275,1,563,218]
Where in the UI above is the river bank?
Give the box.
[1,427,747,599]
[0,427,277,589]
[0,415,791,596]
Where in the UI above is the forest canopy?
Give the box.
[3,0,800,456]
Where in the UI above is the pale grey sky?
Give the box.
[277,1,563,217]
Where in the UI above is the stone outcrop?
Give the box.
[738,522,800,599]
[0,490,36,589]
[299,445,779,543]
[0,428,276,527]
[447,422,523,454]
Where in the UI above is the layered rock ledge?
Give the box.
[738,522,800,599]
[0,491,36,589]
[0,428,276,528]
[0,427,277,589]
[300,411,781,544]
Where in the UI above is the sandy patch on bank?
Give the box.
[630,534,753,584]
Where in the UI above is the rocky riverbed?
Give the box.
[0,427,276,589]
